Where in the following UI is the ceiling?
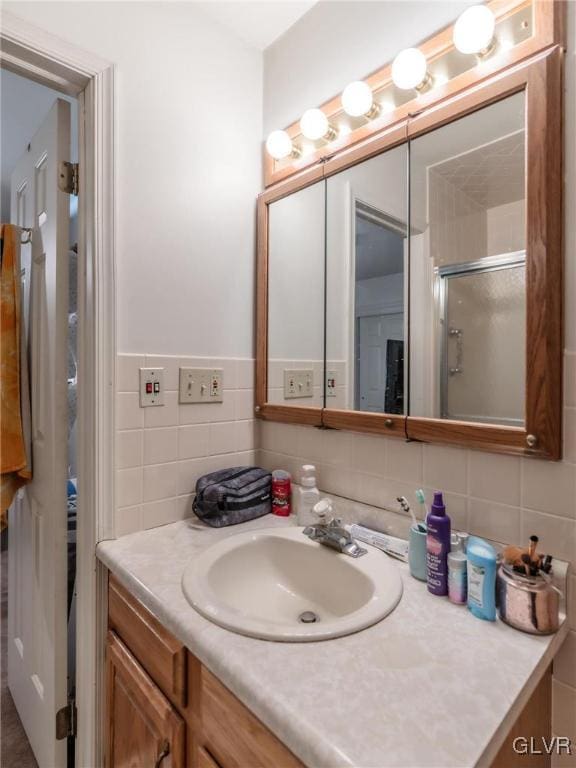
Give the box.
[197,1,317,50]
[356,216,404,281]
[433,131,525,209]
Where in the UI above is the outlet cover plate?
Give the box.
[179,368,223,404]
[283,369,313,399]
[139,368,165,407]
[326,370,337,398]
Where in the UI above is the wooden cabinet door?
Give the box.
[107,631,185,768]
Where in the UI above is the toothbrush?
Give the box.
[414,489,428,528]
[396,496,424,532]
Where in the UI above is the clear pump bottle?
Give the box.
[297,464,320,526]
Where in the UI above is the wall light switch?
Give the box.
[326,370,337,398]
[179,368,223,404]
[283,369,313,400]
[139,368,164,407]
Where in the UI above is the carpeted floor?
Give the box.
[1,536,38,768]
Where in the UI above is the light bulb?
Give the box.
[341,81,376,118]
[265,130,294,160]
[391,48,429,91]
[300,108,333,141]
[453,5,496,55]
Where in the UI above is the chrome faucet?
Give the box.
[303,498,367,558]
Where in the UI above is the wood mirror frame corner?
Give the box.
[256,43,564,460]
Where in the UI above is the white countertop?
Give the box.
[97,514,568,768]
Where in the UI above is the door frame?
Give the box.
[1,11,116,767]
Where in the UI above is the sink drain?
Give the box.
[298,611,319,624]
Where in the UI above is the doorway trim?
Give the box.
[1,11,116,766]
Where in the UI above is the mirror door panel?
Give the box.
[408,91,527,428]
[324,146,408,435]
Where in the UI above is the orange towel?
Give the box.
[1,224,31,526]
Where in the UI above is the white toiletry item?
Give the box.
[346,524,409,562]
[297,464,321,526]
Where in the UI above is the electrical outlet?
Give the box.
[283,369,313,399]
[326,370,337,397]
[179,368,223,404]
[139,368,165,407]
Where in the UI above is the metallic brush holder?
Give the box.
[496,563,561,635]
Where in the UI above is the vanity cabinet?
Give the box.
[106,574,304,768]
[106,573,552,768]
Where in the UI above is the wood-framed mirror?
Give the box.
[256,44,563,459]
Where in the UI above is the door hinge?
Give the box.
[58,161,79,196]
[56,699,77,739]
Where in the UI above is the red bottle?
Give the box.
[271,470,291,516]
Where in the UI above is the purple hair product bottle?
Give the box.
[426,491,451,596]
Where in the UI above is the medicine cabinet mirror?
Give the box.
[257,47,563,459]
[408,92,526,428]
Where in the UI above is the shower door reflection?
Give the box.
[438,253,526,425]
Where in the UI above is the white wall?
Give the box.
[5,1,263,359]
[268,180,324,361]
[264,0,476,133]
[261,1,576,751]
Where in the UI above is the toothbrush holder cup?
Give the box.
[409,524,427,582]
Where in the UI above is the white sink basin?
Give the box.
[181,526,403,641]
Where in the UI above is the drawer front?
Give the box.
[201,668,304,768]
[108,575,187,708]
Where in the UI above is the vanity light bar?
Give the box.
[265,4,498,160]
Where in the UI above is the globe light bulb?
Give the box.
[453,5,496,55]
[341,81,375,118]
[265,130,293,160]
[300,108,331,141]
[391,48,429,91]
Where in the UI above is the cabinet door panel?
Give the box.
[107,631,185,768]
[201,667,303,768]
[197,746,221,768]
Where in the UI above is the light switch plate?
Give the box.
[326,370,337,397]
[139,367,164,407]
[179,368,223,404]
[283,369,313,399]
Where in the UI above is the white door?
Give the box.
[357,313,403,412]
[8,98,71,768]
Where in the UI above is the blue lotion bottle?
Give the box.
[466,537,497,621]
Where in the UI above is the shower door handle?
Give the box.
[448,328,463,375]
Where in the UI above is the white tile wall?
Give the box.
[115,354,256,535]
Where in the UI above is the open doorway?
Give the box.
[1,68,79,768]
[353,201,406,414]
[1,14,115,766]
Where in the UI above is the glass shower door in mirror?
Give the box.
[267,181,325,407]
[409,92,526,426]
[325,146,408,413]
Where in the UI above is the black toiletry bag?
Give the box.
[192,467,272,527]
